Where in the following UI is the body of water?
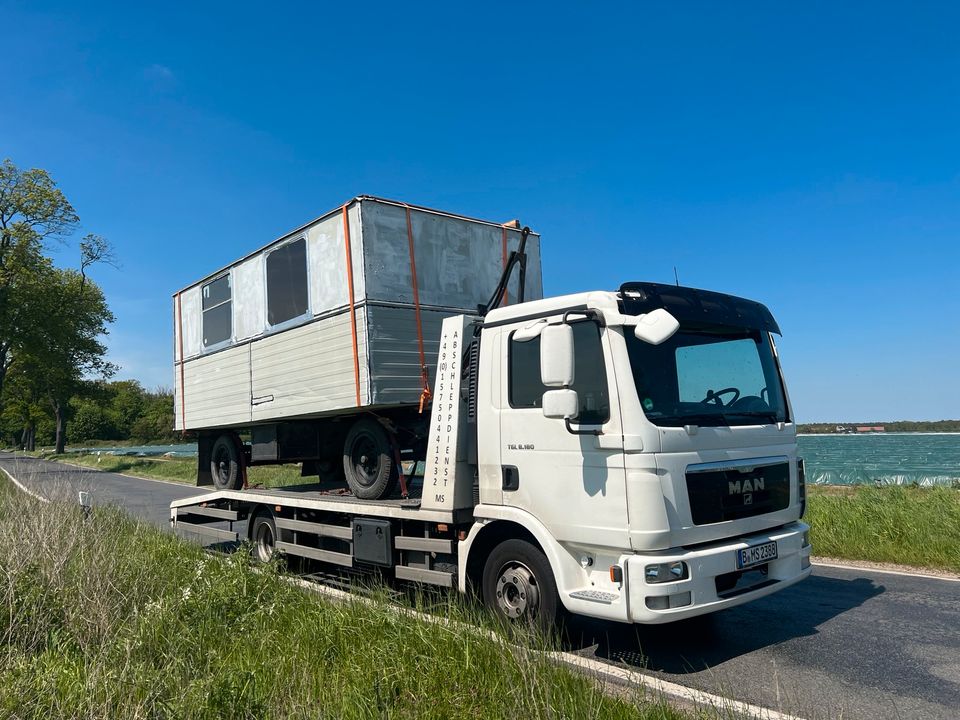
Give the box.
[799,433,960,486]
[69,443,198,457]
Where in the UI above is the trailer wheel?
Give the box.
[342,418,396,500]
[250,510,277,563]
[482,539,560,629]
[211,434,243,491]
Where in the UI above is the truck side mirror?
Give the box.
[543,389,579,420]
[540,324,579,421]
[540,324,574,387]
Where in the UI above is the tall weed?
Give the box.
[0,479,687,719]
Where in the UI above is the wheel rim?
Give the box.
[494,561,540,619]
[350,432,381,487]
[213,445,231,484]
[254,521,274,562]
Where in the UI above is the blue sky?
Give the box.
[3,1,959,422]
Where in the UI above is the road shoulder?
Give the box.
[813,556,960,581]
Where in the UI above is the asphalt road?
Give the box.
[2,452,958,720]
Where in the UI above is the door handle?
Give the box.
[502,466,520,491]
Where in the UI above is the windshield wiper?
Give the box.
[652,413,731,426]
[719,411,781,422]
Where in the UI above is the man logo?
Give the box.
[728,477,764,495]
[743,493,753,505]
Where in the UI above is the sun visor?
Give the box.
[619,282,781,334]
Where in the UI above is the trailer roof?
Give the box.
[173,195,541,296]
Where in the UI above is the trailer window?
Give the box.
[202,274,232,348]
[266,238,309,326]
[509,321,609,424]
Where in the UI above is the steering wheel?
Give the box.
[701,387,740,407]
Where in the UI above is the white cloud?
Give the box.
[143,63,177,93]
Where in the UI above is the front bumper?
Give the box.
[622,521,811,624]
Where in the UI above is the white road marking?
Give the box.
[280,574,806,720]
[0,465,50,504]
[549,652,806,720]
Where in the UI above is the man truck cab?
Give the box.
[464,283,809,624]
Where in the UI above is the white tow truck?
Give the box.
[172,281,810,624]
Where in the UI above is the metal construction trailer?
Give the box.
[173,196,542,496]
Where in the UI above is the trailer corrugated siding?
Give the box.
[366,305,451,406]
[174,197,541,431]
[250,310,369,422]
[177,344,251,429]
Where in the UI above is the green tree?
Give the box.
[70,394,113,443]
[0,360,47,449]
[0,160,116,451]
[130,387,176,442]
[28,266,116,452]
[107,380,146,439]
[0,159,79,406]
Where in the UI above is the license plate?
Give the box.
[737,541,778,569]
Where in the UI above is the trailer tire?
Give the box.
[342,418,395,499]
[482,539,560,629]
[250,510,277,563]
[210,434,243,491]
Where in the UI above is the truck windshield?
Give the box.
[625,325,788,427]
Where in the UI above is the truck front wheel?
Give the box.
[342,418,396,500]
[211,433,243,491]
[482,539,560,629]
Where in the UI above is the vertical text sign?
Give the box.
[421,316,471,512]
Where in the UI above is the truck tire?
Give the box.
[211,434,243,491]
[250,510,277,563]
[342,418,396,500]
[482,539,560,629]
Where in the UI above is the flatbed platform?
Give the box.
[244,478,423,506]
[171,477,462,524]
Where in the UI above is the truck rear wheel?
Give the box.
[342,418,396,500]
[250,510,277,563]
[482,539,560,629]
[211,434,243,491]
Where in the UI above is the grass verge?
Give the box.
[22,451,305,488]
[806,485,960,572]
[0,477,694,720]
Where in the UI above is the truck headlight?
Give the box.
[645,561,688,584]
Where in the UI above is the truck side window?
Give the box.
[266,237,309,326]
[201,274,231,348]
[509,321,610,424]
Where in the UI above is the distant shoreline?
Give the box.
[798,432,960,437]
[798,421,960,434]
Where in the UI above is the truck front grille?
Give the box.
[686,460,790,525]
